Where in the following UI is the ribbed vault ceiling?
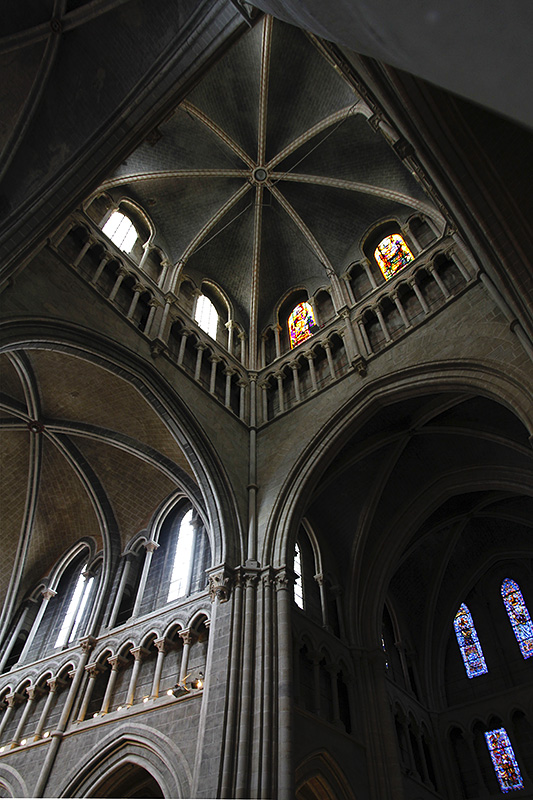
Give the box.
[0,350,197,621]
[100,15,441,337]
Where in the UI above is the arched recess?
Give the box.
[264,360,533,573]
[0,318,245,571]
[0,764,28,798]
[86,762,163,798]
[295,751,356,800]
[59,725,190,798]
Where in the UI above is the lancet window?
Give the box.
[484,728,524,793]
[288,301,317,349]
[501,578,533,659]
[102,211,137,253]
[294,543,304,609]
[453,603,488,678]
[374,234,414,280]
[194,294,218,339]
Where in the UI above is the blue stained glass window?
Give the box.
[454,603,488,678]
[484,728,524,793]
[501,578,533,659]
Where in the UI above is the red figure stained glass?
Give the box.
[374,234,414,280]
[501,579,533,659]
[484,728,524,793]
[454,603,488,678]
[288,302,316,349]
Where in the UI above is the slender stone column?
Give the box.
[225,320,237,354]
[273,325,282,359]
[331,585,345,639]
[288,361,301,403]
[340,308,361,362]
[0,600,36,673]
[34,679,61,739]
[276,570,294,800]
[131,541,159,618]
[209,354,221,394]
[158,258,172,288]
[91,253,111,285]
[236,572,259,798]
[12,686,39,745]
[448,248,471,282]
[328,664,341,725]
[428,264,451,298]
[274,370,285,414]
[108,266,128,301]
[322,339,336,380]
[19,588,57,663]
[361,259,378,289]
[358,318,373,356]
[221,572,242,797]
[237,378,247,421]
[260,333,267,368]
[342,272,356,306]
[151,639,168,698]
[107,552,135,629]
[409,278,429,314]
[260,572,274,798]
[177,327,191,366]
[126,283,145,319]
[238,330,247,367]
[259,380,269,424]
[178,630,194,684]
[34,637,95,798]
[126,647,149,706]
[0,694,22,740]
[405,723,421,779]
[194,342,206,382]
[314,573,328,628]
[77,663,103,722]
[393,292,411,329]
[224,367,235,408]
[51,218,77,247]
[100,656,125,714]
[73,236,95,267]
[374,304,392,342]
[158,295,175,341]
[303,351,318,392]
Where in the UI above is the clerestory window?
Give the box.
[288,301,317,349]
[194,294,218,340]
[293,543,304,609]
[501,578,533,659]
[374,234,414,281]
[453,603,488,678]
[55,564,94,648]
[484,728,524,793]
[102,211,137,253]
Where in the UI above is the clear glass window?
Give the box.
[167,510,195,602]
[294,543,304,609]
[195,295,218,339]
[102,211,137,253]
[55,564,93,648]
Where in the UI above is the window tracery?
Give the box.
[102,211,137,253]
[501,578,533,658]
[484,728,524,793]
[453,603,488,678]
[374,234,414,280]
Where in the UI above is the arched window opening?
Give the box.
[484,728,524,793]
[194,294,218,339]
[454,603,488,678]
[374,234,414,281]
[501,578,533,659]
[102,211,137,253]
[55,564,94,648]
[288,301,317,349]
[294,543,304,609]
[167,509,195,603]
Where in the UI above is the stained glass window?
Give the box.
[288,301,316,349]
[374,234,414,280]
[484,728,524,793]
[294,543,304,609]
[102,211,137,253]
[501,578,533,659]
[454,603,488,678]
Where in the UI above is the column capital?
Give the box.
[225,319,238,331]
[46,677,66,693]
[149,297,163,309]
[85,662,105,679]
[41,588,57,601]
[115,264,130,278]
[179,629,195,647]
[130,646,150,662]
[144,540,159,553]
[209,352,222,364]
[154,638,169,654]
[79,635,97,654]
[133,282,146,294]
[288,360,300,371]
[207,566,233,603]
[274,568,294,591]
[302,349,315,361]
[107,655,128,671]
[195,341,207,352]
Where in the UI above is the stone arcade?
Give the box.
[0,3,532,799]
